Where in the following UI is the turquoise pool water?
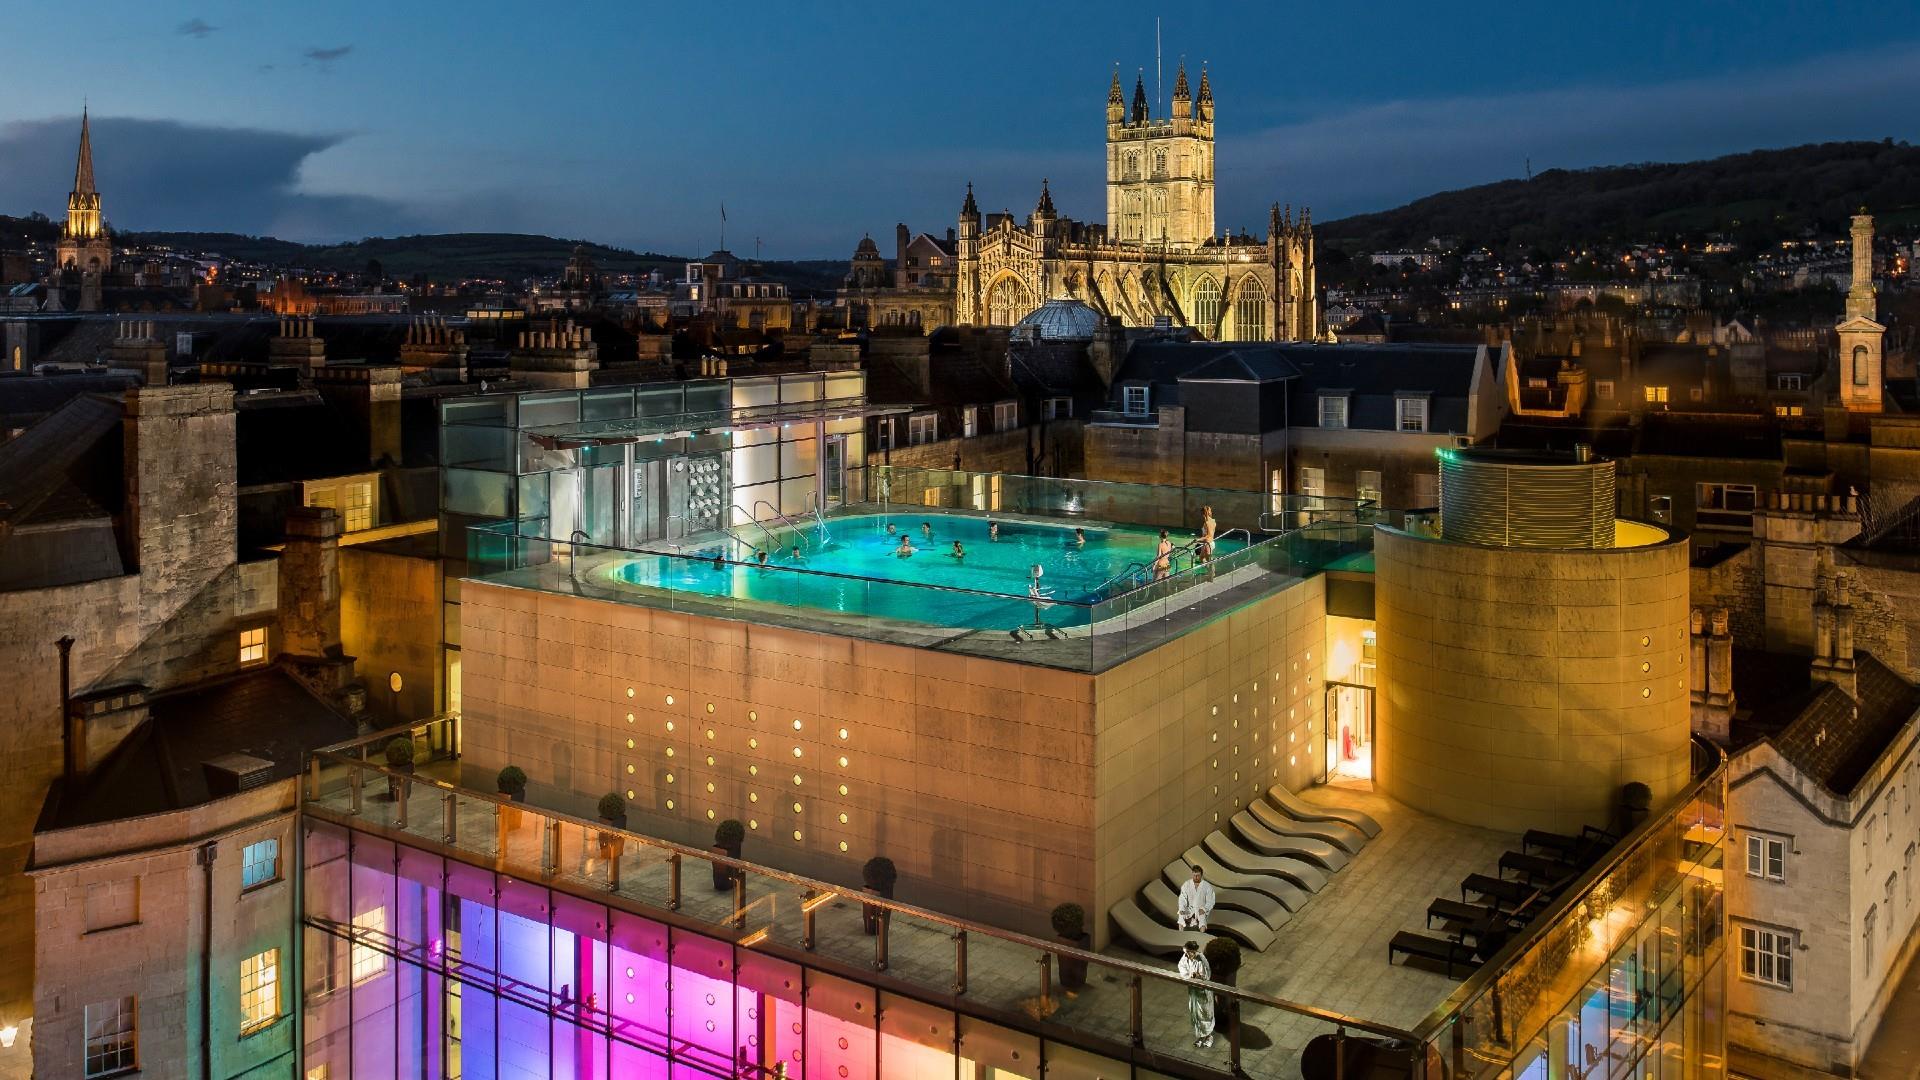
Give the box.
[608,512,1243,630]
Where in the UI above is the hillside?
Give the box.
[1317,140,1920,254]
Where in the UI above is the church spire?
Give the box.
[960,181,979,220]
[1196,64,1214,122]
[1171,60,1191,120]
[1035,178,1056,218]
[1107,65,1124,124]
[73,106,96,197]
[1130,70,1149,124]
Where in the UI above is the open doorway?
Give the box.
[1324,680,1375,786]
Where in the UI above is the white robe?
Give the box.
[1178,879,1216,931]
[1178,951,1216,1044]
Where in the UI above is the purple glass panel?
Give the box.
[667,930,734,1077]
[805,971,878,1080]
[735,952,805,1078]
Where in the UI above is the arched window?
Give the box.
[987,276,1034,326]
[1153,148,1168,176]
[1234,282,1270,341]
[1192,276,1222,333]
[1149,190,1167,241]
[1125,151,1141,180]
[1854,345,1871,386]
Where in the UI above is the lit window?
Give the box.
[1644,385,1670,404]
[1318,396,1348,429]
[350,909,387,983]
[343,482,373,531]
[1595,379,1615,400]
[1298,467,1325,499]
[962,406,978,438]
[1737,925,1793,988]
[907,413,938,446]
[84,997,137,1077]
[239,627,267,665]
[1745,834,1785,881]
[993,400,1018,432]
[240,948,281,1033]
[1355,470,1383,506]
[241,838,280,890]
[1396,397,1428,433]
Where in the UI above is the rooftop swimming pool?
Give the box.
[606,512,1247,631]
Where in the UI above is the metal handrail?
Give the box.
[751,499,814,551]
[305,748,1423,1045]
[727,505,782,558]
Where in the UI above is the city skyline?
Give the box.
[1,0,1918,257]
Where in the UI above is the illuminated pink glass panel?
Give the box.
[735,952,804,1077]
[608,911,671,1079]
[668,929,735,1078]
[805,971,878,1080]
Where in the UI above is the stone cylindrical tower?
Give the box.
[1373,449,1693,833]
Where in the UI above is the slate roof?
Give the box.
[0,392,124,527]
[45,668,358,828]
[1736,650,1917,799]
[0,371,139,425]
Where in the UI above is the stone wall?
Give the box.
[458,573,1327,945]
[1084,408,1187,487]
[340,543,442,724]
[872,422,1083,477]
[1374,527,1695,834]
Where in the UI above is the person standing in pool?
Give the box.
[885,522,898,538]
[789,545,805,562]
[949,541,965,560]
[988,521,1001,542]
[753,550,769,567]
[920,521,933,541]
[895,535,915,558]
[711,553,726,572]
[1153,530,1173,580]
[1073,527,1087,548]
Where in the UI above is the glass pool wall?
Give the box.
[301,816,1185,1080]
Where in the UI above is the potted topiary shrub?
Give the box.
[1620,781,1653,832]
[1204,937,1243,1039]
[496,765,528,803]
[384,736,415,802]
[861,856,897,935]
[596,792,627,859]
[711,819,745,891]
[1051,903,1090,988]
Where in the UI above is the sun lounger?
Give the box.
[1522,828,1581,856]
[1181,845,1311,912]
[1161,859,1292,932]
[1108,896,1216,958]
[1461,873,1532,908]
[1425,898,1499,930]
[1251,797,1368,854]
[1266,784,1382,838]
[1142,879,1276,952]
[1388,930,1480,979]
[1500,851,1570,883]
[1203,830,1330,893]
[1231,810,1350,871]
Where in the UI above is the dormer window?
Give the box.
[1123,385,1150,415]
[1318,395,1348,429]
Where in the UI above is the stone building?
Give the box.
[837,226,958,331]
[952,64,1318,341]
[0,384,368,1075]
[51,109,114,313]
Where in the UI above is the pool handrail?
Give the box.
[727,505,783,559]
[751,499,815,551]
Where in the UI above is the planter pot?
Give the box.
[500,788,526,804]
[598,817,627,860]
[1212,965,1240,1037]
[1056,933,1091,989]
[710,846,737,891]
[861,884,893,935]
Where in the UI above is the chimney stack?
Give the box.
[1811,570,1859,699]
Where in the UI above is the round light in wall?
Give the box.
[792,719,803,731]
[838,841,849,852]
[705,755,715,766]
[666,721,674,732]
[793,831,803,842]
[792,801,802,814]
[665,748,675,758]
[627,687,635,698]
[749,792,759,803]
[749,738,759,749]
[707,809,716,820]
[750,819,759,829]
[1641,687,1652,698]
[665,694,675,705]
[626,966,635,979]
[1252,682,1259,691]
[1640,636,1651,648]
[837,756,848,768]
[792,746,803,758]
[1641,661,1651,673]
[705,782,715,793]
[626,993,635,1004]
[626,713,634,723]
[838,813,848,824]
[1211,733,1218,743]
[626,738,635,750]
[707,703,715,714]
[838,784,849,796]
[792,774,803,786]
[1211,706,1218,716]
[626,764,635,774]
[1212,785,1218,796]
[665,773,675,783]
[706,729,715,740]
[626,789,635,800]
[665,799,674,810]
[749,765,758,776]
[1232,694,1238,704]
[750,710,758,721]
[838,728,848,740]
[1290,755,1297,766]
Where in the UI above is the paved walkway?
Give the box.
[1858,946,1920,1079]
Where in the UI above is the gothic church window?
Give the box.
[1153,148,1168,176]
[1125,151,1141,180]
[1192,276,1222,332]
[1234,282,1269,341]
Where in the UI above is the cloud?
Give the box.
[176,17,216,38]
[0,115,423,241]
[303,45,353,66]
[1225,43,1920,228]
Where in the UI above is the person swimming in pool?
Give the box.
[896,535,915,557]
[789,545,804,562]
[949,541,965,560]
[712,552,726,572]
[1152,529,1173,580]
[754,549,769,567]
[885,522,898,537]
[920,521,933,541]
[1073,527,1087,548]
[988,520,1001,542]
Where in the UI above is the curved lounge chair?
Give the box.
[1181,845,1311,912]
[1266,784,1382,839]
[1232,811,1350,871]
[1203,830,1330,893]
[1251,797,1368,854]
[1108,895,1216,958]
[1161,859,1292,931]
[1142,879,1276,952]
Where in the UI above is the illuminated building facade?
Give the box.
[952,65,1319,342]
[53,108,114,312]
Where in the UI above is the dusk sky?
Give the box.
[2,0,1918,258]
